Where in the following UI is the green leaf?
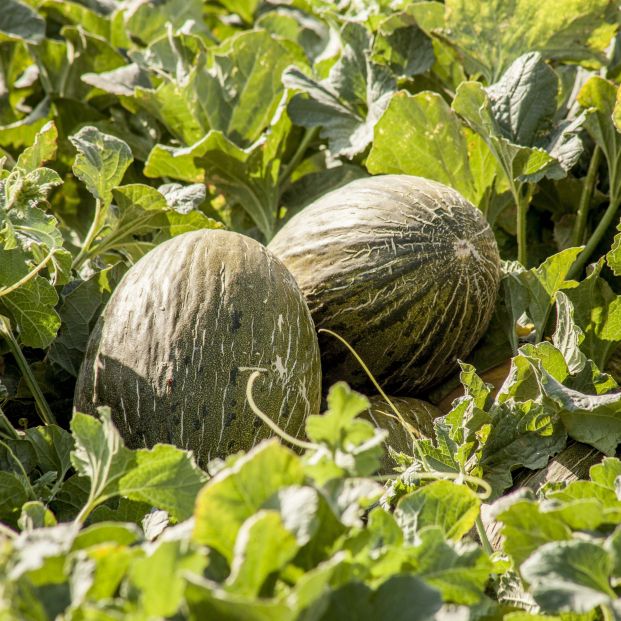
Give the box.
[18,501,57,531]
[492,495,572,565]
[48,264,125,376]
[0,0,45,44]
[185,573,294,621]
[367,91,486,205]
[578,77,621,208]
[481,398,567,498]
[227,511,299,597]
[535,368,621,455]
[564,260,621,369]
[145,110,289,240]
[129,539,207,617]
[118,444,206,523]
[453,54,583,186]
[521,541,616,613]
[24,425,74,482]
[70,408,134,512]
[304,383,385,481]
[440,0,617,82]
[406,527,492,604]
[607,224,621,277]
[0,471,31,520]
[552,293,587,374]
[371,12,435,78]
[0,260,61,348]
[284,23,396,158]
[16,122,58,173]
[92,183,220,261]
[305,382,370,445]
[192,440,305,562]
[69,126,133,205]
[197,30,305,146]
[319,575,442,621]
[394,480,480,543]
[124,0,211,45]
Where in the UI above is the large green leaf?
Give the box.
[192,441,305,562]
[226,511,299,597]
[394,480,480,543]
[284,23,396,158]
[521,541,616,613]
[0,0,45,44]
[440,0,617,82]
[145,108,290,240]
[367,91,488,205]
[405,527,492,604]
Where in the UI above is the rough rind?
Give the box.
[74,229,322,466]
[268,174,501,394]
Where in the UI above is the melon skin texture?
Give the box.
[74,229,322,466]
[268,174,501,394]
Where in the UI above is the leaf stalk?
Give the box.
[0,315,56,426]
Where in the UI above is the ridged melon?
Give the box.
[268,175,500,394]
[74,229,322,466]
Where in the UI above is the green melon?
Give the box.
[268,175,500,394]
[363,395,441,472]
[74,229,322,466]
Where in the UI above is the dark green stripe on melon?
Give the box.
[268,175,500,394]
[74,229,322,466]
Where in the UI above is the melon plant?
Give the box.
[74,229,322,465]
[268,175,501,394]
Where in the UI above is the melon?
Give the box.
[363,395,441,472]
[74,229,322,466]
[268,175,500,394]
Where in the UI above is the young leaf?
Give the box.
[69,126,133,206]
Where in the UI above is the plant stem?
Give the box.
[601,605,615,621]
[568,189,621,280]
[476,515,495,556]
[277,127,319,189]
[0,249,56,298]
[72,198,103,271]
[0,406,21,440]
[512,182,533,267]
[0,316,57,426]
[572,146,601,247]
[245,370,318,451]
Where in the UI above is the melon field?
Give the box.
[4,0,621,618]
